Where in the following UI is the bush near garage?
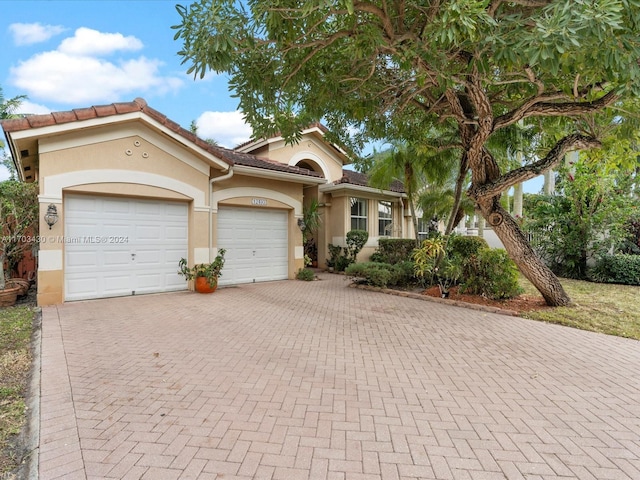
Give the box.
[296,267,316,281]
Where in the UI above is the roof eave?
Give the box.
[4,111,231,172]
[319,182,406,198]
[233,165,327,185]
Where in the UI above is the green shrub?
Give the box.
[389,260,416,287]
[327,243,342,269]
[345,262,392,287]
[412,237,446,286]
[296,268,315,281]
[372,239,417,264]
[335,255,352,272]
[461,248,523,299]
[346,260,416,288]
[369,251,386,263]
[447,235,489,259]
[345,229,369,261]
[328,230,370,272]
[437,256,464,294]
[589,254,640,285]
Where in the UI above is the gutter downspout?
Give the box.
[209,167,234,261]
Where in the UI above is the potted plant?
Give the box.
[0,181,39,306]
[178,248,226,293]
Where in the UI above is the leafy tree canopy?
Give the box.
[173,0,640,306]
[174,0,640,150]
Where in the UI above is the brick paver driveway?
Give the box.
[38,273,640,479]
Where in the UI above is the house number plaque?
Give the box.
[251,198,267,206]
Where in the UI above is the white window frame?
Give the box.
[378,200,393,236]
[350,197,368,231]
[417,217,430,242]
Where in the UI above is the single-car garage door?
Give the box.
[64,195,188,301]
[217,207,288,285]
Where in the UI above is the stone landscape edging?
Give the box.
[349,283,520,317]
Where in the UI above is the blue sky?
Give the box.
[1,0,544,192]
[1,0,250,146]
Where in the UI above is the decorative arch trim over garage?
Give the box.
[212,186,302,215]
[41,169,207,207]
[288,152,331,180]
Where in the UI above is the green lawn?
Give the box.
[0,306,35,476]
[520,276,640,340]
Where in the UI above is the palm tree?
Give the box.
[0,87,27,120]
[367,127,461,243]
[0,87,28,179]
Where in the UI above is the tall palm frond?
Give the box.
[0,87,27,120]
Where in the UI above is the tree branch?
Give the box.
[354,1,396,40]
[493,89,618,130]
[469,133,601,199]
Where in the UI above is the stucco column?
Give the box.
[37,200,64,305]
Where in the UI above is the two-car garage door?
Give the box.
[64,198,290,300]
[64,195,188,301]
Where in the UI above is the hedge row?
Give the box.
[590,254,640,285]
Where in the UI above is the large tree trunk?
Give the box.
[445,154,468,235]
[465,136,574,306]
[444,77,602,307]
[476,201,572,306]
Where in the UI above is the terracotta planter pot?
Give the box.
[8,278,30,297]
[0,285,21,307]
[194,276,218,294]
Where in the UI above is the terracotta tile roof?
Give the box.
[0,98,323,179]
[234,122,329,151]
[210,147,323,178]
[335,169,406,193]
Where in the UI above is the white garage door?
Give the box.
[217,207,288,285]
[65,195,188,301]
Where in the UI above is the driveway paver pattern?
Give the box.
[38,273,640,479]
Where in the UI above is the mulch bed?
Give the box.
[422,285,550,314]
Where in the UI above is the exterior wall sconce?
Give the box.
[297,218,306,231]
[44,204,59,230]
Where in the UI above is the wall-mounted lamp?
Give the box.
[44,204,58,230]
[297,218,306,231]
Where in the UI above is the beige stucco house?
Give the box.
[1,98,411,306]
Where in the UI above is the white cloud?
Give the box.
[59,27,143,56]
[15,100,51,115]
[9,22,66,46]
[9,27,183,104]
[196,111,253,148]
